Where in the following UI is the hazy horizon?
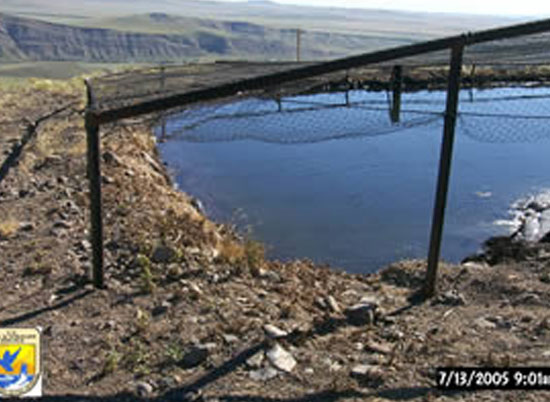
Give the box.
[223,0,549,17]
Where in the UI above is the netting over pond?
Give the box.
[88,26,550,149]
[157,86,550,145]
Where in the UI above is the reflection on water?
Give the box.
[157,87,550,274]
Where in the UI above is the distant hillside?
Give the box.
[0,13,416,63]
[0,0,517,37]
[0,0,522,66]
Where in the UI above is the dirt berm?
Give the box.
[0,81,549,401]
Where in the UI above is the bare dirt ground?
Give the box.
[1,82,550,401]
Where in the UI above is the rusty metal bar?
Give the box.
[424,41,465,298]
[93,17,550,124]
[84,80,105,289]
[390,65,403,123]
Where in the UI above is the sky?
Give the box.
[243,0,550,16]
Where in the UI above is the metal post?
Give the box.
[160,65,166,91]
[161,119,167,140]
[296,28,302,62]
[390,65,402,123]
[424,41,464,298]
[160,66,167,139]
[469,64,476,102]
[84,80,105,289]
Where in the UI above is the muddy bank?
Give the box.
[1,83,550,400]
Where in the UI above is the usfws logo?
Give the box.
[0,328,42,398]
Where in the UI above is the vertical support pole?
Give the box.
[161,119,167,141]
[160,66,167,139]
[469,64,476,102]
[276,97,282,112]
[160,65,166,91]
[424,41,464,298]
[84,80,104,289]
[390,65,402,123]
[345,90,350,106]
[296,28,302,62]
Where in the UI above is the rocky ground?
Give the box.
[494,191,550,243]
[1,82,550,401]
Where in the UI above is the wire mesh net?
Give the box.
[158,91,444,144]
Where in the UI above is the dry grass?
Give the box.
[219,238,246,264]
[0,219,19,239]
[218,237,266,272]
[244,239,265,269]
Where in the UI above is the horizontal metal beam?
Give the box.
[94,18,550,124]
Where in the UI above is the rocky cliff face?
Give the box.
[0,14,207,62]
[0,13,407,63]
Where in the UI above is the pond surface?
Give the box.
[157,87,550,274]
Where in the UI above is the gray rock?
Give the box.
[57,175,68,185]
[345,303,376,326]
[65,200,81,215]
[187,282,203,297]
[58,212,69,221]
[350,364,385,383]
[102,320,117,330]
[180,345,209,368]
[462,261,487,270]
[246,351,265,369]
[53,220,71,229]
[474,317,497,330]
[222,334,240,344]
[102,151,123,166]
[18,222,34,232]
[351,364,371,377]
[151,245,178,263]
[266,343,296,373]
[315,296,327,310]
[190,197,206,215]
[326,296,341,313]
[135,381,153,397]
[515,292,541,305]
[157,376,177,390]
[522,215,541,242]
[365,340,393,355]
[260,269,281,283]
[101,175,115,185]
[141,151,163,174]
[167,264,184,279]
[359,295,379,307]
[539,210,550,238]
[263,324,288,339]
[78,240,91,250]
[152,304,169,317]
[249,366,278,381]
[528,192,550,212]
[486,315,513,330]
[436,290,466,306]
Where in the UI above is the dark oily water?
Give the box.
[157,87,550,274]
